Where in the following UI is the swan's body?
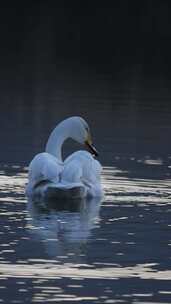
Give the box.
[26,117,103,200]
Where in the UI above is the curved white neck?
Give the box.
[45,121,69,162]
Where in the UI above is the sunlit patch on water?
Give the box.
[103,165,171,203]
[0,164,171,303]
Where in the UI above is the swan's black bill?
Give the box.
[85,141,99,157]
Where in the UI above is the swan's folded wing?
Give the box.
[63,151,103,196]
[61,159,83,183]
[27,152,63,193]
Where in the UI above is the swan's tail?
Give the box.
[45,185,86,200]
[27,180,87,202]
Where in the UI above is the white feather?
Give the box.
[26,117,103,200]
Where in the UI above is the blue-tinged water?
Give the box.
[0,84,171,303]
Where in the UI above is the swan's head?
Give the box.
[69,117,99,157]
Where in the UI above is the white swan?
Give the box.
[26,116,103,200]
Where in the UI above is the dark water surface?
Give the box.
[0,85,171,303]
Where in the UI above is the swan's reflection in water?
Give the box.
[27,197,103,263]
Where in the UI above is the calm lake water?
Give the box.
[0,82,171,303]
